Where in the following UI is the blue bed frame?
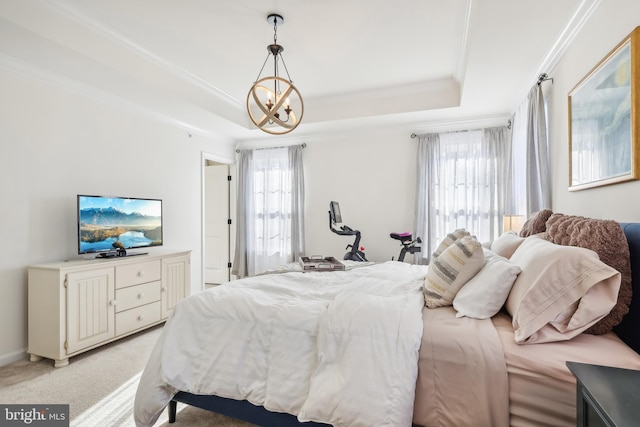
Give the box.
[168,393,329,426]
[611,223,640,354]
[168,223,640,426]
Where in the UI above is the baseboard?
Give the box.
[0,348,28,368]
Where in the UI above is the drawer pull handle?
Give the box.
[138,293,145,299]
[137,315,144,321]
[162,286,167,292]
[109,300,117,306]
[138,271,145,277]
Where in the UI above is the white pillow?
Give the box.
[453,249,521,319]
[490,231,526,259]
[423,235,483,308]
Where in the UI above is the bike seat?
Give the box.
[390,232,412,243]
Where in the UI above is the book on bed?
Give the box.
[298,256,345,271]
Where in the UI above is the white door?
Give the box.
[205,164,230,284]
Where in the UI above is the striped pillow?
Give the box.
[432,228,470,259]
[423,235,484,308]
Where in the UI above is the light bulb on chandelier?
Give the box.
[246,14,304,135]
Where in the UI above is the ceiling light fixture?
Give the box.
[246,14,303,135]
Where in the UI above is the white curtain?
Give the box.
[508,83,551,217]
[506,101,528,217]
[414,133,439,264]
[525,84,551,215]
[232,145,305,277]
[414,127,510,263]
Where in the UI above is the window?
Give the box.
[252,147,294,261]
[415,127,509,262]
[233,145,305,277]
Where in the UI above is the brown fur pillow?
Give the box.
[519,209,553,237]
[545,213,632,334]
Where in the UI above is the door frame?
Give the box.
[200,151,234,291]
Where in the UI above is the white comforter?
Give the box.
[134,261,427,427]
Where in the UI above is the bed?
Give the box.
[134,214,640,427]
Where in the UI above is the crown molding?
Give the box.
[0,52,225,139]
[455,0,474,92]
[411,114,511,135]
[506,0,601,114]
[537,0,602,75]
[46,0,243,109]
[520,0,601,94]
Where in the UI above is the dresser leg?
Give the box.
[29,354,43,362]
[53,358,69,368]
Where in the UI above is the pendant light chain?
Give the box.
[273,20,280,97]
[272,18,293,83]
[273,18,278,44]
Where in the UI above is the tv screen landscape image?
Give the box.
[78,195,163,255]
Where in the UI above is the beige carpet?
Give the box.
[0,325,256,426]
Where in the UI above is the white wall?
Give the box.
[0,67,234,366]
[303,127,417,262]
[547,0,640,220]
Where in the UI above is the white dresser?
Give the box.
[28,249,191,367]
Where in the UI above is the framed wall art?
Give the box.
[568,26,640,191]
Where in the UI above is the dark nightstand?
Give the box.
[567,361,640,427]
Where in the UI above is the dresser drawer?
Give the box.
[115,301,161,336]
[116,260,161,289]
[115,281,161,313]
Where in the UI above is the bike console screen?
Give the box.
[329,201,342,224]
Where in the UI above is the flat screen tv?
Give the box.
[77,195,163,257]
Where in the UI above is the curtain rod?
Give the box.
[537,73,553,85]
[411,124,509,138]
[236,142,306,153]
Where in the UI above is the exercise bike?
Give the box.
[328,201,368,262]
[390,232,421,262]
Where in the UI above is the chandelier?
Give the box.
[246,14,304,135]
